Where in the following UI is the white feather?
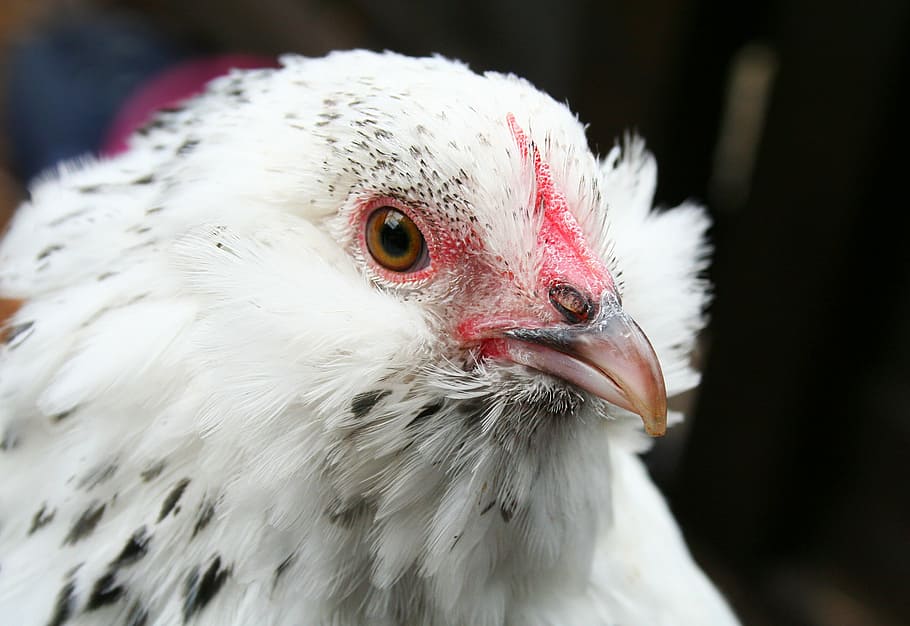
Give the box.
[0,50,736,625]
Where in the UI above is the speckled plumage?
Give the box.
[0,51,738,625]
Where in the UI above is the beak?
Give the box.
[503,293,668,436]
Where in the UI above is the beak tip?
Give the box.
[628,388,668,437]
[643,419,668,437]
[637,403,668,437]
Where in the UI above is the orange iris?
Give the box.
[365,207,427,272]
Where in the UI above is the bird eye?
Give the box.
[365,206,428,273]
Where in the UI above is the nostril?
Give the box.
[548,283,594,324]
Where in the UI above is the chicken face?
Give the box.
[326,86,667,437]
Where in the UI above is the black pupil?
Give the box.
[380,212,413,258]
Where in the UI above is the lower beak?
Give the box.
[503,293,668,436]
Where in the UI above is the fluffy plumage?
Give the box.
[0,50,738,625]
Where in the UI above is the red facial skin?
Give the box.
[462,116,618,357]
[504,113,614,297]
[355,114,617,359]
[355,116,667,433]
[355,196,463,285]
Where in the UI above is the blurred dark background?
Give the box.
[0,1,907,624]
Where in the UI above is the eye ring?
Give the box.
[365,206,429,273]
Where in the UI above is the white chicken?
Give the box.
[0,50,738,625]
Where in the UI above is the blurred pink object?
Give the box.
[102,55,280,155]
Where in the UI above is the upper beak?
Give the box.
[503,293,668,436]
